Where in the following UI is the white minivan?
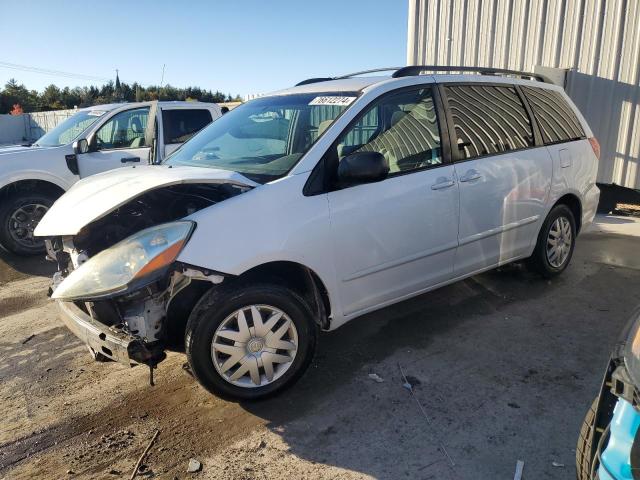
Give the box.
[36,67,600,400]
[0,101,221,255]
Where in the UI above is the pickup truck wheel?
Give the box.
[527,204,576,278]
[185,283,317,400]
[0,192,54,255]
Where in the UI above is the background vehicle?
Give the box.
[577,308,640,480]
[0,101,221,255]
[37,66,600,400]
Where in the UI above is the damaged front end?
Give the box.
[43,181,246,375]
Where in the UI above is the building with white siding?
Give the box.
[407,0,640,190]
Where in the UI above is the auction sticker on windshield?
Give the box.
[309,96,356,106]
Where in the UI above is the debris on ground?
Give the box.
[21,334,35,344]
[130,429,160,479]
[398,363,455,467]
[368,373,384,383]
[513,460,524,480]
[187,458,202,473]
[552,461,565,467]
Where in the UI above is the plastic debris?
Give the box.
[368,373,384,383]
[552,461,565,467]
[514,460,525,480]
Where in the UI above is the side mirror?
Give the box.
[338,151,389,187]
[73,138,89,155]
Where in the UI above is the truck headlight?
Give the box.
[52,221,194,301]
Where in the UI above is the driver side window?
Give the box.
[335,88,442,175]
[95,107,149,150]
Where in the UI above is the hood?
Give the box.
[35,165,257,236]
[0,145,36,155]
[0,144,63,156]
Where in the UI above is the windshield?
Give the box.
[35,109,107,147]
[164,92,358,183]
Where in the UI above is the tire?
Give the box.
[528,204,576,278]
[0,192,55,256]
[185,282,318,400]
[576,397,598,480]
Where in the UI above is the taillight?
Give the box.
[588,137,600,160]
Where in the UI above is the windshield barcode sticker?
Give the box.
[309,96,356,106]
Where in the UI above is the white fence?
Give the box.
[0,109,76,145]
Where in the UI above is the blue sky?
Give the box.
[2,0,408,96]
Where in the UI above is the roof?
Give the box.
[268,77,386,96]
[267,66,558,98]
[79,101,218,112]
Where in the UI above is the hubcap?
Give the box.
[8,203,48,249]
[211,305,298,388]
[546,216,572,268]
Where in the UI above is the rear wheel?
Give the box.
[576,397,598,480]
[0,192,55,255]
[185,282,317,400]
[528,204,576,278]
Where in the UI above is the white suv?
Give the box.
[36,67,600,400]
[0,101,220,255]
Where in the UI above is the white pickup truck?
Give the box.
[0,101,221,255]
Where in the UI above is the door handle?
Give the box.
[431,178,455,190]
[121,157,141,163]
[459,170,482,182]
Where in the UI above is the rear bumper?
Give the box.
[57,300,161,366]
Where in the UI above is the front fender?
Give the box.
[178,173,340,321]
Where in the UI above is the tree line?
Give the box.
[0,78,243,114]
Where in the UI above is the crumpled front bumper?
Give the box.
[57,300,162,366]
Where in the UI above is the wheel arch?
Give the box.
[0,179,66,202]
[552,193,582,233]
[164,261,333,349]
[235,261,332,330]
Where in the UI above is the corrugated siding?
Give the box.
[407,0,640,189]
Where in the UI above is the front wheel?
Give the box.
[528,204,576,278]
[185,283,317,400]
[0,192,55,255]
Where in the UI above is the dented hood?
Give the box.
[35,165,257,236]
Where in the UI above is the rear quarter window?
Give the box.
[162,109,213,144]
[522,87,585,145]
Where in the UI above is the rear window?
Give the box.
[522,87,585,145]
[445,85,535,160]
[162,109,213,144]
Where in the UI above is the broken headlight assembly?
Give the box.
[52,221,195,301]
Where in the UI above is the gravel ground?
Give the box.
[1,215,639,479]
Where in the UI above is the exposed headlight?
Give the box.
[623,310,640,387]
[52,221,194,301]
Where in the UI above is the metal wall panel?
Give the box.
[407,0,640,189]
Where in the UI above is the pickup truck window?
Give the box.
[35,110,105,147]
[164,93,357,183]
[95,107,149,150]
[162,109,213,144]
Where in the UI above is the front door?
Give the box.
[327,86,459,317]
[442,84,552,275]
[78,106,152,178]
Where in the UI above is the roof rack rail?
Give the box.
[391,65,550,83]
[295,67,402,86]
[295,66,550,87]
